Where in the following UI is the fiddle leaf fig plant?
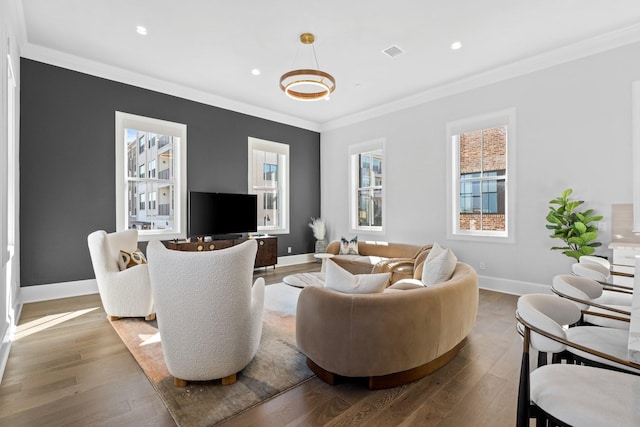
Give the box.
[546,188,603,261]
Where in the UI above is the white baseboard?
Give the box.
[20,279,99,304]
[20,255,316,303]
[17,264,546,305]
[478,275,552,296]
[276,253,316,267]
[0,299,22,384]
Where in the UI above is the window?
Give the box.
[446,109,516,242]
[248,137,289,234]
[349,139,384,233]
[263,163,277,182]
[116,112,187,240]
[149,191,156,211]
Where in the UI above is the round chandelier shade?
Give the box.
[279,33,336,101]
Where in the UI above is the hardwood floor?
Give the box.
[0,262,522,426]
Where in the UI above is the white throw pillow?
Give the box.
[425,242,445,263]
[325,260,390,294]
[422,247,457,285]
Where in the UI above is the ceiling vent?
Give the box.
[382,45,405,58]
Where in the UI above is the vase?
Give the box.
[314,239,327,261]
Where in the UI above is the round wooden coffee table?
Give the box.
[282,272,325,288]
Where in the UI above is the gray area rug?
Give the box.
[110,283,314,427]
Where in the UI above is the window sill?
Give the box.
[137,230,186,242]
[448,232,514,244]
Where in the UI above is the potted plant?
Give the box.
[308,217,327,255]
[545,188,603,261]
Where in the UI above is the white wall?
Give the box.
[321,41,640,292]
[1,0,23,381]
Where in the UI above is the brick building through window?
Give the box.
[458,126,506,232]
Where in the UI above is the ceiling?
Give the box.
[18,0,640,130]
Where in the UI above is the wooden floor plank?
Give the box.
[0,263,526,426]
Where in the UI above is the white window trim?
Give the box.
[5,51,17,261]
[446,108,516,243]
[349,138,385,235]
[248,136,290,234]
[115,112,187,241]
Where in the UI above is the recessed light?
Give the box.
[136,26,148,35]
[251,69,261,76]
[451,41,462,50]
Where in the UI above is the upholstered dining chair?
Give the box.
[87,229,155,321]
[552,274,631,330]
[578,254,611,269]
[146,239,265,387]
[518,292,638,373]
[516,294,640,427]
[572,261,611,281]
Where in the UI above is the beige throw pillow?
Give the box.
[325,260,390,294]
[421,244,457,285]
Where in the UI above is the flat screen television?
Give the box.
[188,191,258,238]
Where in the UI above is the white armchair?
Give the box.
[146,239,265,387]
[87,229,155,320]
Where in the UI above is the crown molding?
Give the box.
[20,43,321,132]
[17,21,640,135]
[320,23,640,132]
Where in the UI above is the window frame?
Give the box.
[446,108,516,243]
[115,112,187,241]
[349,139,385,234]
[248,136,290,235]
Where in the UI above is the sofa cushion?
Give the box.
[422,246,457,285]
[339,236,359,255]
[118,248,147,271]
[325,260,390,294]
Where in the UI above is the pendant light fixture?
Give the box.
[279,33,336,101]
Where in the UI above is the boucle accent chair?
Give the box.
[87,229,155,321]
[295,262,478,389]
[325,240,432,284]
[147,239,265,387]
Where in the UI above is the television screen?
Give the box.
[188,192,258,237]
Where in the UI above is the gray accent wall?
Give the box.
[20,59,320,287]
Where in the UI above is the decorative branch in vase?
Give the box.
[308,217,327,254]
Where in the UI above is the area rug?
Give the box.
[109,283,314,427]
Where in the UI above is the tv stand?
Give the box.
[166,236,277,269]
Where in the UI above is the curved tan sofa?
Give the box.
[325,240,432,284]
[295,262,478,389]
